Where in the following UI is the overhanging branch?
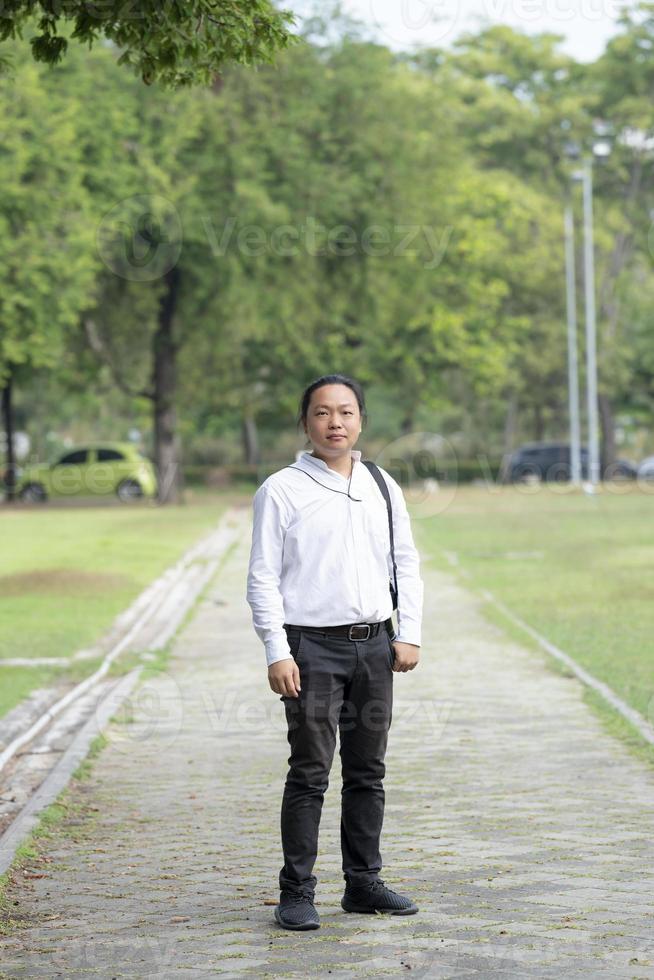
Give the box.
[83,317,154,401]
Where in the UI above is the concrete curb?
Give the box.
[0,668,142,877]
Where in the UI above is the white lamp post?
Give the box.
[580,156,601,488]
[565,124,612,491]
[563,200,582,485]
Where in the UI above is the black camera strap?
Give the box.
[362,460,398,612]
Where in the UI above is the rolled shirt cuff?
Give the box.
[265,633,294,667]
[394,627,421,647]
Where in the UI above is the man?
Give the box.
[247,374,424,930]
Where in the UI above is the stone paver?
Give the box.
[2,507,654,978]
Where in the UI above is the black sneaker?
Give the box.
[341,878,418,915]
[274,889,320,930]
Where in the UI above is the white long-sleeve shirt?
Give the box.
[246,449,424,666]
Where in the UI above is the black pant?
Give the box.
[279,623,395,896]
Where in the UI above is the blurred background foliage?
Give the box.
[1,3,654,496]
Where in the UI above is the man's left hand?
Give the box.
[391,641,420,672]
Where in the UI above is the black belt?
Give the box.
[284,620,393,641]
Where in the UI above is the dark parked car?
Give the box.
[637,455,654,480]
[604,457,638,480]
[504,442,637,483]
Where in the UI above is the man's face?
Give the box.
[303,384,361,458]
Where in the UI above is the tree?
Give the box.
[584,2,654,466]
[178,28,569,460]
[73,54,207,503]
[177,38,400,462]
[0,11,298,502]
[0,53,96,500]
[0,1,296,86]
[424,24,590,186]
[420,27,592,448]
[6,13,654,483]
[437,19,654,460]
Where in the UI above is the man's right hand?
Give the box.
[268,657,301,698]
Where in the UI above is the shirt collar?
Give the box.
[296,449,362,482]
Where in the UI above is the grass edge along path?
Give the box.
[477,581,654,769]
[0,733,108,938]
[0,493,238,719]
[0,537,239,925]
[412,484,654,768]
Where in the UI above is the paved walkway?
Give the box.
[2,508,654,978]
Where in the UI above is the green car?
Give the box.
[17,443,158,503]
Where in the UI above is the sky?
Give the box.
[287,0,627,62]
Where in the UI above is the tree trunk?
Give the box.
[153,266,181,504]
[497,392,518,483]
[503,392,518,454]
[242,412,260,465]
[598,392,616,475]
[1,368,16,503]
[400,405,415,436]
[533,402,544,442]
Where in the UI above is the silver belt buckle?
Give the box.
[348,623,371,640]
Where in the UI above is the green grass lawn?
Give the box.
[0,490,240,718]
[413,483,654,724]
